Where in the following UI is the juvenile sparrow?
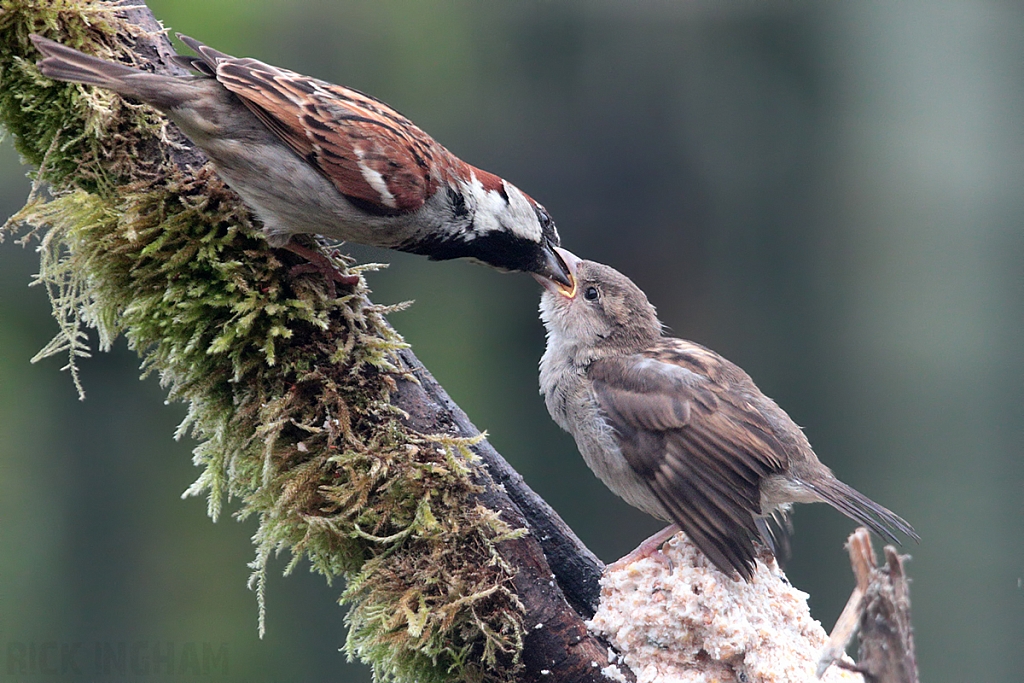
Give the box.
[536,249,918,580]
[30,34,571,287]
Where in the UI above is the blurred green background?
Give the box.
[1,1,1021,681]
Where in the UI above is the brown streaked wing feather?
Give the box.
[588,341,791,578]
[213,59,436,212]
[639,339,789,475]
[175,34,231,76]
[301,79,442,211]
[649,444,760,580]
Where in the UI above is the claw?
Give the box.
[279,239,358,297]
[605,524,680,573]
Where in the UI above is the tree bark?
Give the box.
[857,547,919,683]
[818,528,919,683]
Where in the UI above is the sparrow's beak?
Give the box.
[533,246,579,298]
[534,243,573,289]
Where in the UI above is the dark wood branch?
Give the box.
[394,350,617,681]
[818,528,919,683]
[857,548,919,683]
[397,349,605,618]
[107,3,624,681]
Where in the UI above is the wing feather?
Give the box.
[589,340,793,578]
[175,37,444,213]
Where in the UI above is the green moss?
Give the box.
[0,2,524,681]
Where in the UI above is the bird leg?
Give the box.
[606,524,680,572]
[279,239,359,296]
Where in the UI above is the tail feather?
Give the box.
[30,34,192,110]
[755,508,793,566]
[802,478,920,544]
[31,35,141,91]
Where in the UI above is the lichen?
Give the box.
[0,2,525,681]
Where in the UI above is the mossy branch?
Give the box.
[0,2,618,682]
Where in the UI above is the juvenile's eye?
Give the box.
[584,286,599,301]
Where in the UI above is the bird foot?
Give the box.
[279,240,358,296]
[606,524,680,573]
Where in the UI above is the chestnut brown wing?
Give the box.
[211,55,439,213]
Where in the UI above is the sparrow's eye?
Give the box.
[535,205,553,231]
[584,285,599,301]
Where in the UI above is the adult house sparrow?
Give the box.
[536,249,918,580]
[30,34,571,288]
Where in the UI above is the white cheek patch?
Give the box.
[465,172,542,242]
[354,145,398,209]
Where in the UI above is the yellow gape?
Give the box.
[559,273,578,299]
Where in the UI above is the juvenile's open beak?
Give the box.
[533,246,579,298]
